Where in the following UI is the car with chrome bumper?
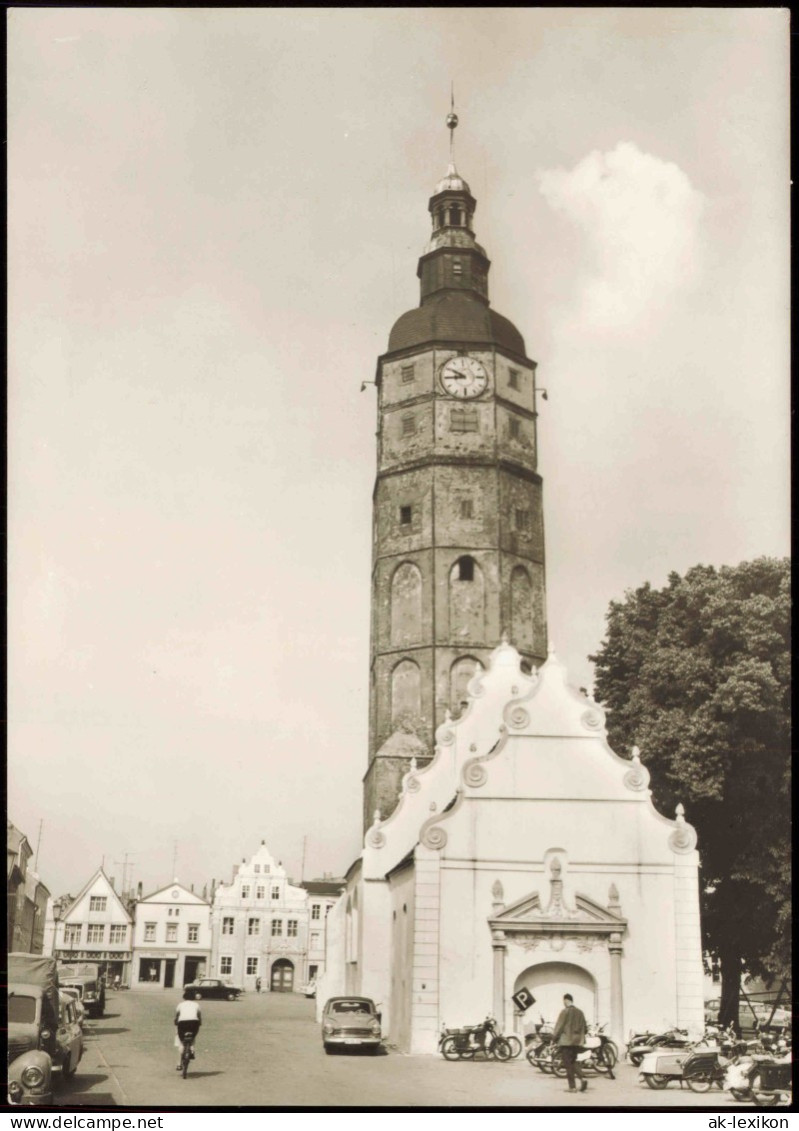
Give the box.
[321,996,382,1054]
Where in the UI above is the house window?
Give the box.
[450,406,478,432]
[311,905,321,920]
[515,508,530,530]
[187,923,199,943]
[241,885,250,899]
[508,368,520,390]
[87,924,104,944]
[256,886,265,900]
[401,364,415,384]
[399,504,412,526]
[271,919,283,937]
[248,918,260,936]
[271,886,280,901]
[109,925,127,945]
[401,413,416,437]
[222,917,234,936]
[509,417,521,440]
[457,556,475,582]
[174,908,180,916]
[246,957,259,976]
[220,956,232,976]
[144,923,156,942]
[64,924,82,945]
[287,920,298,938]
[89,896,107,912]
[460,498,474,519]
[166,923,178,943]
[310,931,321,949]
[254,864,260,873]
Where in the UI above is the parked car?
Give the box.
[184,978,243,1001]
[58,963,105,1018]
[58,987,86,1028]
[321,996,382,1054]
[704,997,791,1031]
[8,953,83,1106]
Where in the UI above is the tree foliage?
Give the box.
[590,558,791,1024]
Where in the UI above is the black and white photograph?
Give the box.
[7,7,790,1113]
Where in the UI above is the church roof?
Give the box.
[387,291,526,357]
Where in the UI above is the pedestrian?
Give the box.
[552,993,588,1093]
[255,977,262,994]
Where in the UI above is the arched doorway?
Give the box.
[271,958,294,993]
[514,962,597,1034]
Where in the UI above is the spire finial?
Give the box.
[446,83,458,162]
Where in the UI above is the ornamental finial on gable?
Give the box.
[668,802,698,854]
[608,883,621,912]
[491,879,504,912]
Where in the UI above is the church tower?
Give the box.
[363,112,547,829]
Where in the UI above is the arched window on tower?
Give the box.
[510,565,533,650]
[449,555,484,639]
[449,207,462,226]
[450,656,483,716]
[390,562,422,646]
[391,659,422,730]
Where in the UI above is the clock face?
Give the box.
[440,356,488,399]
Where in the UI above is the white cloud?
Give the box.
[537,142,705,331]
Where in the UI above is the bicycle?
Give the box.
[179,1031,196,1078]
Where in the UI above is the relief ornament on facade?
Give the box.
[668,803,698,854]
[622,745,651,792]
[365,808,386,849]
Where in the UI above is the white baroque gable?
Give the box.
[363,638,697,878]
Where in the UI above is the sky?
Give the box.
[8,8,790,900]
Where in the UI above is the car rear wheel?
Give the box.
[226,992,236,1000]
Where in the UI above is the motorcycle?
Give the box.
[681,1028,744,1093]
[745,1050,792,1107]
[440,1016,512,1061]
[526,1018,556,1071]
[724,1034,790,1102]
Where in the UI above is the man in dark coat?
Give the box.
[552,993,588,1092]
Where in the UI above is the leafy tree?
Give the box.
[590,558,791,1029]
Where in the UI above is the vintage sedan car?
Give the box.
[58,987,86,1028]
[321,996,382,1054]
[184,978,243,1001]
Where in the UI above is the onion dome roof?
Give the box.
[388,291,526,356]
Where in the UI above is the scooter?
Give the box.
[628,1026,691,1068]
[639,1028,730,1090]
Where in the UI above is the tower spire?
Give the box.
[446,83,458,165]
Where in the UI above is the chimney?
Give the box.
[110,876,116,892]
[190,883,194,893]
[137,881,143,899]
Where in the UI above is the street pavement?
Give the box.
[56,989,753,1110]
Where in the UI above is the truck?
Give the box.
[58,962,106,1018]
[8,953,66,1105]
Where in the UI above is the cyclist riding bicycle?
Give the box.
[175,997,202,1071]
